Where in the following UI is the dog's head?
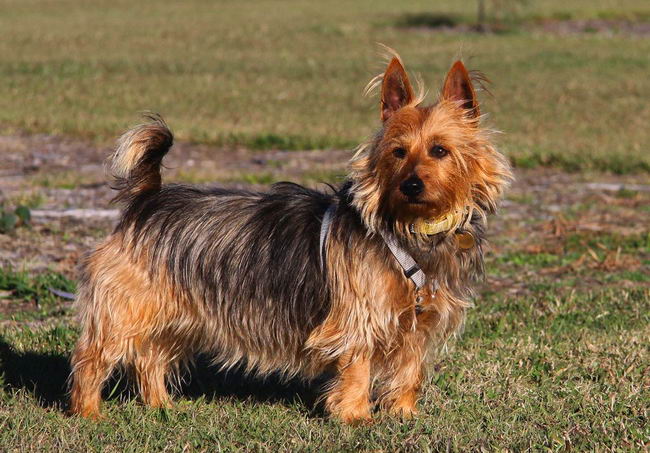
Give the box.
[350,53,512,234]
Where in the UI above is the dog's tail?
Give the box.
[110,114,173,203]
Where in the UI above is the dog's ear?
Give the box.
[381,58,415,122]
[441,60,480,119]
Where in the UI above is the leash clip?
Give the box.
[414,292,424,315]
[415,281,438,316]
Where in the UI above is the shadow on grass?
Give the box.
[0,337,71,408]
[394,12,460,29]
[181,355,327,417]
[394,12,520,34]
[0,338,324,416]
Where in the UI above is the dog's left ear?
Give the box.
[381,57,415,122]
[441,61,480,119]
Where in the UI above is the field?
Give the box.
[1,0,650,172]
[1,0,649,451]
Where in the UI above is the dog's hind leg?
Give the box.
[69,326,125,418]
[133,341,173,409]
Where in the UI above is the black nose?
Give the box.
[400,176,424,198]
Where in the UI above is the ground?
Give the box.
[1,0,649,451]
[1,0,650,172]
[0,133,648,451]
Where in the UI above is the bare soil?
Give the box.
[0,133,648,303]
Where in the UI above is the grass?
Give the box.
[1,0,649,450]
[0,266,76,322]
[175,169,346,186]
[0,225,648,451]
[31,172,102,191]
[5,191,47,210]
[0,0,649,172]
[0,289,647,450]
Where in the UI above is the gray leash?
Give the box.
[319,203,426,293]
[378,230,426,291]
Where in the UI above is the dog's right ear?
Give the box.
[441,60,480,119]
[380,58,414,122]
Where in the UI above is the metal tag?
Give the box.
[455,231,475,249]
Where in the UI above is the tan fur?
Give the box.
[325,353,372,424]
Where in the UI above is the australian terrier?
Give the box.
[69,51,511,423]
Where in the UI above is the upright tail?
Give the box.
[110,114,173,203]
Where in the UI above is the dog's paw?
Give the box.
[330,400,373,425]
[338,408,373,426]
[387,393,419,419]
[388,403,418,419]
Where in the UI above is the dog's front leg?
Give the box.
[325,352,372,424]
[379,329,428,418]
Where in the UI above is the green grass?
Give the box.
[1,1,650,450]
[175,169,346,186]
[0,266,76,321]
[5,191,47,210]
[0,288,647,450]
[31,172,102,190]
[1,230,648,450]
[495,231,650,269]
[1,0,649,172]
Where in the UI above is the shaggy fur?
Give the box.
[69,53,511,424]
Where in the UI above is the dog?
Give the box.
[69,51,511,424]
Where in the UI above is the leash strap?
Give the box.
[378,231,426,291]
[319,204,337,269]
[319,203,426,292]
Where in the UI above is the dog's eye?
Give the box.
[429,145,448,159]
[393,147,407,159]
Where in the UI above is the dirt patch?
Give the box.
[536,18,650,36]
[395,13,650,36]
[0,133,352,280]
[0,132,648,304]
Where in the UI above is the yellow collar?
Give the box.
[410,209,466,236]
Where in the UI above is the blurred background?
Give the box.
[1,0,649,170]
[0,1,648,450]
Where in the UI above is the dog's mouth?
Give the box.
[391,192,439,219]
[402,193,429,205]
[406,198,425,205]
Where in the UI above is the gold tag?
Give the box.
[455,231,475,249]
